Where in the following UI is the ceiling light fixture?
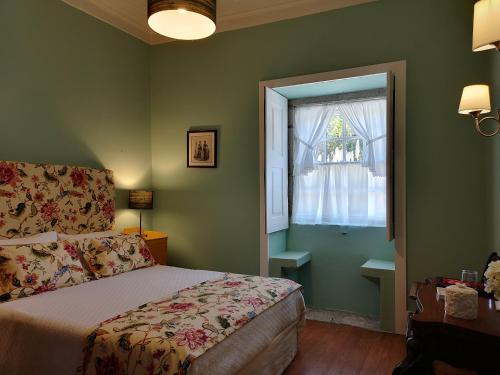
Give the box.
[148,0,216,41]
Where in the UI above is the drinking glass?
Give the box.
[461,269,479,285]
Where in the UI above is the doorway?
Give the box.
[259,61,407,334]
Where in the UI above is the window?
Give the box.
[314,113,365,164]
[291,98,387,227]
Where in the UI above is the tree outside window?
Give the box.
[314,113,364,164]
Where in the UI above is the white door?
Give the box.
[266,88,289,233]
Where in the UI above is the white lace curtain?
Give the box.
[291,98,387,227]
[293,105,335,176]
[337,99,387,177]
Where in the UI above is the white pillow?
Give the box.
[57,230,120,241]
[0,231,58,246]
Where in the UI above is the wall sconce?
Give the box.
[459,85,500,137]
[473,0,500,52]
[458,1,500,136]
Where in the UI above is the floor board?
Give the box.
[284,320,406,375]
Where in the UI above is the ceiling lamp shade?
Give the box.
[473,0,500,51]
[148,0,216,40]
[458,85,491,115]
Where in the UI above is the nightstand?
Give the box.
[123,228,168,265]
[143,231,168,265]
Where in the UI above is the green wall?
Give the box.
[1,0,496,303]
[0,0,152,230]
[287,225,393,317]
[151,0,493,288]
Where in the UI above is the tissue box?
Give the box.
[445,284,478,320]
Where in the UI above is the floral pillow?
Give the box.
[80,234,155,278]
[0,240,88,302]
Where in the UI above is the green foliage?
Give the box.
[327,116,344,138]
[315,115,364,163]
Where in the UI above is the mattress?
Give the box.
[0,265,305,375]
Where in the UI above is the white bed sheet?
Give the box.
[1,265,222,329]
[0,265,305,375]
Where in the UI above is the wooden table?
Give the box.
[393,281,500,375]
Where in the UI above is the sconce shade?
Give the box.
[128,190,154,210]
[148,0,216,40]
[459,85,492,115]
[473,0,500,51]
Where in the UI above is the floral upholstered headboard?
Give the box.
[0,161,115,239]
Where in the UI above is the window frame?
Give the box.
[259,62,407,334]
[315,112,366,165]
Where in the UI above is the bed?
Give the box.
[0,161,305,375]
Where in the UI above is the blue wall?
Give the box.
[269,230,288,256]
[288,225,393,317]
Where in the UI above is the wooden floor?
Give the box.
[284,320,406,375]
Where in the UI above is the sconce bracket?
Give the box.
[471,110,500,137]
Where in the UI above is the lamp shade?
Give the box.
[148,0,216,40]
[128,190,154,210]
[473,0,500,51]
[459,85,492,115]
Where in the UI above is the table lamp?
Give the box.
[128,190,154,236]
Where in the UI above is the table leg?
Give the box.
[393,334,427,375]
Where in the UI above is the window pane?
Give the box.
[345,138,364,162]
[345,121,357,137]
[327,116,343,138]
[327,140,344,163]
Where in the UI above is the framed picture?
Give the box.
[187,130,217,168]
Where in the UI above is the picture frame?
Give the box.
[187,130,217,168]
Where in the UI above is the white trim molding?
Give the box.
[62,0,377,45]
[217,0,377,36]
[259,61,407,335]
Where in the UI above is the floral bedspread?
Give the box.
[79,273,301,375]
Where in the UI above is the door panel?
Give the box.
[386,72,395,241]
[266,88,289,233]
[271,167,284,215]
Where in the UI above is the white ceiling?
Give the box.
[61,0,376,45]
